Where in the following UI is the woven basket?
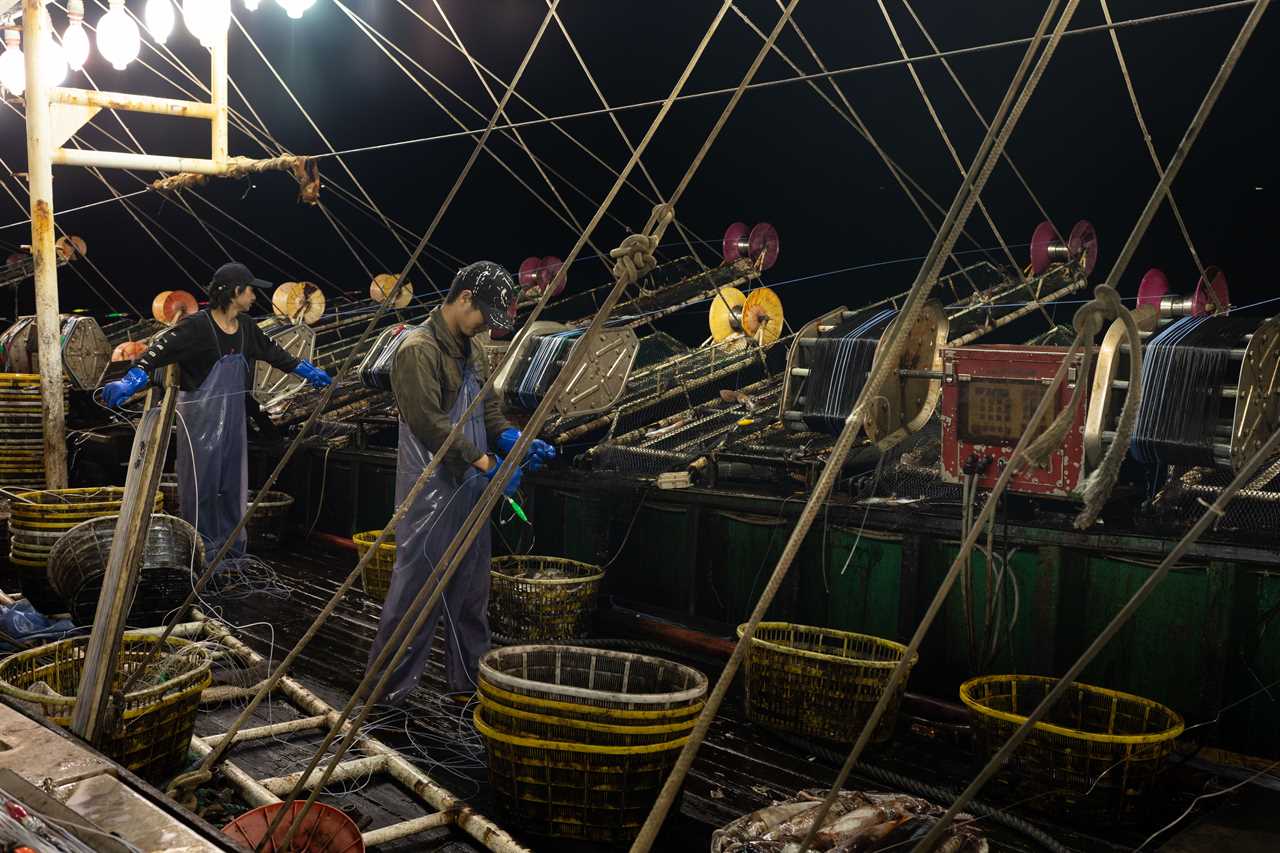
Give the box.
[47,514,202,628]
[246,490,294,552]
[354,530,395,602]
[488,555,603,641]
[0,634,211,783]
[960,675,1184,822]
[737,622,918,743]
[475,644,707,844]
[159,475,179,516]
[7,487,163,615]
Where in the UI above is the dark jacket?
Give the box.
[391,308,512,481]
[135,310,301,392]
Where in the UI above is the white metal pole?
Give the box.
[210,24,228,162]
[23,0,67,490]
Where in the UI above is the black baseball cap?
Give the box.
[453,261,518,332]
[210,262,272,299]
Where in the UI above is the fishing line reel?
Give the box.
[708,285,785,352]
[1029,219,1098,276]
[722,221,780,271]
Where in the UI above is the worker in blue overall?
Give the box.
[368,261,555,706]
[101,262,331,558]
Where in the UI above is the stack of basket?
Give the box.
[737,622,918,743]
[0,374,48,492]
[488,555,604,641]
[475,644,708,844]
[960,675,1184,822]
[246,489,294,552]
[8,488,164,615]
[0,634,211,783]
[48,514,202,627]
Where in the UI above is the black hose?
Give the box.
[773,731,1072,853]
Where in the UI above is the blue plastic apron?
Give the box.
[367,363,492,702]
[175,314,249,560]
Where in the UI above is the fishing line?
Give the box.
[511,330,581,410]
[802,309,897,434]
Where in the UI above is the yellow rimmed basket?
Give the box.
[354,530,396,601]
[960,675,1184,822]
[737,622,918,743]
[0,634,212,783]
[7,487,162,614]
[488,555,604,641]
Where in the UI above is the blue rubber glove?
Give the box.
[293,360,332,389]
[484,455,523,498]
[496,427,557,470]
[101,366,149,408]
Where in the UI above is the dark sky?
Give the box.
[2,1,1276,337]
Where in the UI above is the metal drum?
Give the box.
[253,321,316,408]
[47,514,203,628]
[0,315,111,390]
[357,323,416,392]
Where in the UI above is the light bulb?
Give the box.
[182,0,231,48]
[276,0,315,19]
[97,0,141,71]
[42,33,67,87]
[244,0,260,10]
[0,29,23,97]
[63,0,90,72]
[145,0,176,45]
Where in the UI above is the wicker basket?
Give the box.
[960,675,1184,822]
[488,555,603,641]
[737,622,918,743]
[354,530,395,602]
[246,490,294,552]
[159,475,179,516]
[475,645,707,844]
[7,487,163,615]
[0,634,212,783]
[47,514,202,628]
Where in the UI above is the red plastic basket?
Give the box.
[222,802,364,853]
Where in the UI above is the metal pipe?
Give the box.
[258,756,387,795]
[50,147,233,175]
[48,87,217,119]
[361,813,451,847]
[23,1,67,489]
[198,715,330,748]
[1112,378,1237,398]
[210,27,229,162]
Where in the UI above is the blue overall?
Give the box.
[175,314,249,560]
[367,364,492,703]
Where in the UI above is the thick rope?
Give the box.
[638,3,1076,850]
[264,0,756,842]
[907,5,1271,848]
[148,155,318,201]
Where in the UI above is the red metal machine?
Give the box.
[939,344,1088,498]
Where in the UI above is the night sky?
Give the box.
[2,1,1276,342]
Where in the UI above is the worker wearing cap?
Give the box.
[368,261,555,705]
[100,262,331,558]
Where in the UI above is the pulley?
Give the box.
[518,255,566,299]
[1029,219,1098,276]
[722,221,780,270]
[708,285,784,349]
[370,273,413,310]
[151,290,197,326]
[1136,266,1230,318]
[272,281,325,326]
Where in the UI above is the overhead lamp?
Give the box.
[276,0,316,19]
[97,0,141,70]
[63,0,91,72]
[0,29,23,97]
[145,0,176,45]
[244,0,261,10]
[182,0,231,48]
[41,30,68,88]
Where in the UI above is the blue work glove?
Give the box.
[496,427,557,471]
[101,366,149,408]
[293,360,332,389]
[484,455,523,498]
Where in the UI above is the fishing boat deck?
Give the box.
[196,541,1280,853]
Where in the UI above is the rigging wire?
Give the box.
[306,1,1256,163]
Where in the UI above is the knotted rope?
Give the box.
[609,203,674,286]
[150,155,320,204]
